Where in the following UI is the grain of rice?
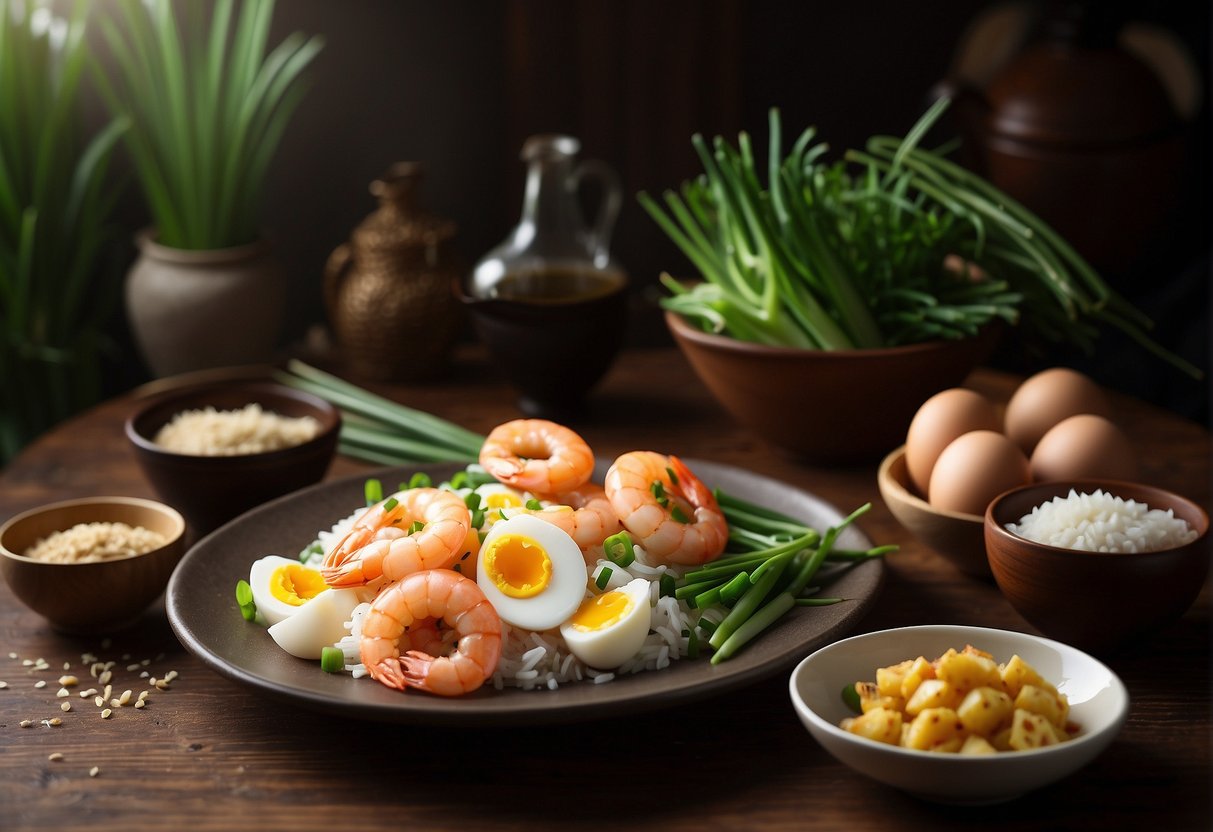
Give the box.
[60,701,70,712]
[23,522,166,564]
[48,752,64,762]
[101,709,112,719]
[47,717,61,726]
[80,688,96,698]
[20,719,32,727]
[135,700,146,709]
[154,403,319,456]
[98,670,112,686]
[56,687,69,697]
[58,675,77,686]
[89,766,100,777]
[0,681,6,689]
[94,696,104,708]
[34,680,46,689]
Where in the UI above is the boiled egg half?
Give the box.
[476,514,585,631]
[268,587,362,660]
[559,578,651,669]
[248,554,331,626]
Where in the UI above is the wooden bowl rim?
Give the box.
[0,496,186,565]
[877,445,985,524]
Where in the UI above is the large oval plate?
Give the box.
[167,459,884,725]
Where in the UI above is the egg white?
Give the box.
[476,514,586,631]
[559,578,652,669]
[267,587,362,660]
[248,555,331,626]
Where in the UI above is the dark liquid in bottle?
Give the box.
[493,267,625,304]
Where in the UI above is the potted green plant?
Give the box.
[93,0,322,377]
[0,1,128,463]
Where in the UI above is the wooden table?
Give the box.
[1,346,1209,830]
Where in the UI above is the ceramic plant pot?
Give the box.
[126,230,287,378]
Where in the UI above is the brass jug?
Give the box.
[325,163,463,381]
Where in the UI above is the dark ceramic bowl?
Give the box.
[455,277,628,418]
[0,496,186,633]
[665,311,1000,463]
[985,480,1210,654]
[877,445,989,579]
[125,380,341,535]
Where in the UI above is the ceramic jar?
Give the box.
[325,163,463,381]
[125,231,287,378]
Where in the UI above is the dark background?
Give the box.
[90,0,1210,423]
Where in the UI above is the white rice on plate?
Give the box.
[1007,488,1198,553]
[306,487,710,691]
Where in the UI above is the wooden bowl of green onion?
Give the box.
[667,311,999,464]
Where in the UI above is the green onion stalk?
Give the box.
[275,360,894,662]
[640,97,1200,379]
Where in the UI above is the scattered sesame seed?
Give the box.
[22,660,33,667]
[134,700,147,710]
[80,688,97,698]
[137,690,149,701]
[155,679,170,690]
[98,670,112,686]
[119,690,132,706]
[62,662,70,671]
[126,664,140,672]
[165,671,179,682]
[34,680,46,689]
[101,709,112,719]
[8,652,17,659]
[109,699,121,708]
[139,671,149,679]
[94,696,104,708]
[89,766,100,778]
[141,659,151,667]
[103,684,112,701]
[59,675,78,686]
[19,719,32,728]
[60,701,71,713]
[0,681,7,689]
[56,688,69,698]
[47,717,62,726]
[48,752,64,762]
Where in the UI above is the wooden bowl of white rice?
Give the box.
[125,380,340,534]
[0,496,186,632]
[984,480,1209,653]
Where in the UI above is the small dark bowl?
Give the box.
[125,380,341,535]
[0,496,186,633]
[985,480,1210,654]
[455,276,628,418]
[666,311,1000,463]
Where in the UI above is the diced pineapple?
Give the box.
[903,707,964,751]
[958,735,998,755]
[841,706,903,745]
[935,648,1003,694]
[990,726,1014,751]
[899,656,936,701]
[856,681,906,715]
[1008,708,1061,750]
[1015,683,1070,730]
[1000,654,1046,699]
[876,659,913,699]
[961,644,995,661]
[956,685,1015,736]
[904,678,963,716]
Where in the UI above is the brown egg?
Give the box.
[928,430,1031,517]
[1004,367,1112,454]
[905,388,1001,497]
[1030,413,1138,482]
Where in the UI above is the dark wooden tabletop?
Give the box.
[1,345,1209,831]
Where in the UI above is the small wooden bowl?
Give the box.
[877,445,990,578]
[0,497,186,633]
[985,481,1210,654]
[125,379,341,535]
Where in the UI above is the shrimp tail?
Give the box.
[398,651,437,693]
[670,455,719,512]
[321,556,367,588]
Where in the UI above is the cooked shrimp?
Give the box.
[359,569,502,697]
[479,419,594,494]
[323,488,471,588]
[604,451,728,565]
[527,483,622,556]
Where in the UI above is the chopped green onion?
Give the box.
[692,586,722,609]
[409,520,424,534]
[718,571,751,604]
[235,580,253,607]
[603,531,636,567]
[841,682,862,713]
[408,472,433,489]
[320,647,344,673]
[670,504,690,524]
[525,499,543,510]
[471,509,486,529]
[382,497,400,514]
[796,597,844,606]
[595,566,613,590]
[364,479,383,505]
[687,625,700,659]
[464,492,482,511]
[659,573,676,598]
[697,616,718,636]
[448,471,469,489]
[666,466,679,485]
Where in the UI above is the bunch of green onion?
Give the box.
[276,361,893,663]
[640,97,1199,378]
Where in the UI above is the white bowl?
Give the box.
[788,625,1129,805]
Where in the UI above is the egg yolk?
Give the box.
[484,491,525,509]
[482,533,552,598]
[271,563,329,607]
[566,589,632,632]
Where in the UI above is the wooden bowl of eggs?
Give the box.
[0,496,187,633]
[878,367,1139,579]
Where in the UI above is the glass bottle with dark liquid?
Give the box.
[462,135,628,416]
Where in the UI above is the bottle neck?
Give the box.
[518,159,585,244]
